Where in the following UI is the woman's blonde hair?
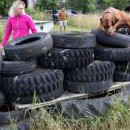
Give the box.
[9,0,25,16]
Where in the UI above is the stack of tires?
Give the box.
[0,32,65,129]
[38,32,115,94]
[0,32,64,105]
[52,30,130,119]
[0,30,126,123]
[93,29,130,82]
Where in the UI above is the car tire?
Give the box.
[92,29,130,48]
[4,33,53,60]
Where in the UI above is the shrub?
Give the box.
[26,8,52,21]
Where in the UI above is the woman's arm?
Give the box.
[27,15,37,33]
[1,18,12,47]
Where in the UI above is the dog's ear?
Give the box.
[100,18,102,23]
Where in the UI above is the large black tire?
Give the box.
[65,61,115,82]
[0,50,2,62]
[115,61,130,72]
[4,33,53,60]
[1,58,37,75]
[1,69,64,104]
[0,104,35,130]
[117,27,130,35]
[9,86,63,104]
[114,71,130,81]
[51,32,96,48]
[92,29,130,48]
[94,45,130,61]
[55,85,130,118]
[0,91,5,108]
[38,48,94,69]
[0,117,35,130]
[0,104,29,125]
[64,79,113,93]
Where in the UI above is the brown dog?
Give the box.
[99,7,130,35]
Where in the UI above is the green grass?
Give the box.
[0,21,4,42]
[31,101,130,130]
[53,25,90,32]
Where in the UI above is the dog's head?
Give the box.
[100,13,115,31]
[100,18,112,30]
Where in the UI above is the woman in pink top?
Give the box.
[0,0,37,49]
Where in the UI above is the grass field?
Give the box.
[53,24,89,32]
[31,101,130,130]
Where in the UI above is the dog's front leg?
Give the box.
[113,20,125,31]
[109,20,124,35]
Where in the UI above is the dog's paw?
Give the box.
[107,30,115,35]
[106,27,115,35]
[98,26,104,32]
[110,29,116,35]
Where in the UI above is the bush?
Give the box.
[0,0,13,16]
[26,8,52,21]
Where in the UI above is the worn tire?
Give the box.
[92,29,130,48]
[64,79,113,93]
[9,86,63,104]
[4,33,53,60]
[51,32,96,48]
[116,24,130,35]
[38,47,94,69]
[56,85,130,118]
[0,117,35,130]
[65,61,115,82]
[94,45,130,61]
[0,91,5,108]
[0,104,29,125]
[114,71,130,81]
[115,61,130,72]
[1,69,64,103]
[1,58,37,75]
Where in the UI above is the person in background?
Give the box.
[58,7,68,31]
[0,0,37,49]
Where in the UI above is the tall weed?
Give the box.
[68,14,100,31]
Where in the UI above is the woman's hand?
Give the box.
[0,45,3,50]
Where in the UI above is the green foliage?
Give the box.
[31,101,130,130]
[0,23,4,41]
[0,0,13,16]
[35,0,59,11]
[65,0,98,13]
[112,0,129,10]
[25,8,45,20]
[34,0,130,14]
[26,8,53,21]
[66,0,130,13]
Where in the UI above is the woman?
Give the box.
[0,0,37,49]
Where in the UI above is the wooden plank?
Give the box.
[108,82,130,91]
[15,82,130,110]
[15,92,98,110]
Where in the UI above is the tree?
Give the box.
[97,0,129,11]
[66,0,96,13]
[112,0,129,10]
[35,0,63,11]
[0,0,13,16]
